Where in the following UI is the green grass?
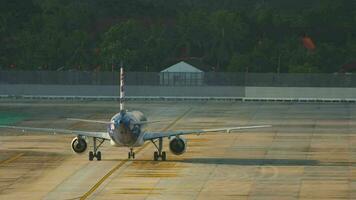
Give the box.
[0,112,27,125]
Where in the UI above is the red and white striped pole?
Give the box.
[120,67,125,112]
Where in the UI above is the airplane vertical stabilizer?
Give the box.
[120,67,125,112]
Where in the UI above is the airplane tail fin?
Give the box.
[120,67,125,112]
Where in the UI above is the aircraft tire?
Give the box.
[154,151,158,161]
[162,151,167,161]
[89,151,94,161]
[97,151,101,161]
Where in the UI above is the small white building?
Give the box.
[160,61,204,86]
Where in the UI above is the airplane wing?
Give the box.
[0,125,111,140]
[67,118,169,125]
[143,125,271,141]
[135,120,170,125]
[67,118,112,124]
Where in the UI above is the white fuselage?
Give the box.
[108,111,147,147]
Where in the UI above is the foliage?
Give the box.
[0,0,355,72]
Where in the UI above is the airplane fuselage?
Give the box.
[108,111,147,147]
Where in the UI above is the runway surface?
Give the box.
[0,100,355,200]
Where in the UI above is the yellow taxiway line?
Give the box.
[0,153,24,165]
[80,107,192,200]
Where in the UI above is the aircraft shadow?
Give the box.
[102,158,319,166]
[102,158,353,167]
[177,158,320,166]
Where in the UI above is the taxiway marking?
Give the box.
[0,153,24,165]
[80,107,192,200]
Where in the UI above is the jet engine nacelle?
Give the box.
[169,137,187,155]
[71,136,87,154]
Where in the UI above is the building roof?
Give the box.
[161,61,204,73]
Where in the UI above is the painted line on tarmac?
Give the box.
[0,153,24,165]
[80,107,192,200]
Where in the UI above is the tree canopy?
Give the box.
[0,0,355,72]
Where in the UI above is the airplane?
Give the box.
[0,68,271,161]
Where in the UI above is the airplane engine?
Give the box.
[71,136,87,154]
[169,137,187,155]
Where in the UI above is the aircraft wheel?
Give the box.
[89,151,94,161]
[132,152,135,159]
[96,151,101,161]
[128,152,131,159]
[162,151,167,161]
[154,151,159,161]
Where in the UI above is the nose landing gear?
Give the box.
[128,148,135,159]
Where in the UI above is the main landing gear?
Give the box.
[151,137,167,161]
[89,137,105,161]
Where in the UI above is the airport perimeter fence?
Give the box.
[1,70,356,87]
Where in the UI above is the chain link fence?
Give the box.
[1,70,356,87]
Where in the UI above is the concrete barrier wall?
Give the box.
[1,84,355,99]
[245,87,356,99]
[0,84,245,97]
[0,84,118,96]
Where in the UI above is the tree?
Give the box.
[288,63,319,73]
[100,20,146,70]
[177,10,211,59]
[227,54,251,72]
[140,23,175,71]
[208,10,248,71]
[0,0,354,72]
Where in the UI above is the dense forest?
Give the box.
[0,0,355,72]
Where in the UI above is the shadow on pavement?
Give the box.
[179,158,320,166]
